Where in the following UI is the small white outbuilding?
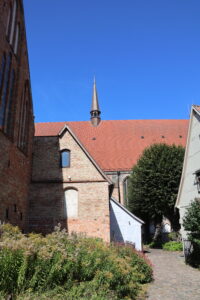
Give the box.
[109,198,144,251]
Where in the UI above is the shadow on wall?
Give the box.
[28,136,67,234]
[110,202,124,243]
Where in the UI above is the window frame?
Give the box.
[194,169,200,193]
[60,149,71,168]
[123,176,130,208]
[0,53,6,101]
[17,80,30,154]
[9,0,17,46]
[6,4,12,39]
[0,53,12,131]
[14,22,20,55]
[4,68,15,137]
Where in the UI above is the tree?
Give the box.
[183,199,200,266]
[128,143,185,240]
[183,199,200,238]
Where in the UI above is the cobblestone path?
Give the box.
[146,249,200,300]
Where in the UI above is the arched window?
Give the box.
[6,5,12,37]
[64,188,78,218]
[4,69,15,137]
[0,53,16,137]
[14,23,20,54]
[60,150,70,167]
[18,81,30,153]
[0,53,12,129]
[9,0,17,45]
[0,54,6,92]
[123,176,130,208]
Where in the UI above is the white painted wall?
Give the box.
[177,110,200,238]
[110,199,143,251]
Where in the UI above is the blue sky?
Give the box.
[23,0,200,122]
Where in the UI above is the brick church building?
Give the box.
[0,0,34,232]
[0,1,188,248]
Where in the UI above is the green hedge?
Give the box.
[0,224,153,299]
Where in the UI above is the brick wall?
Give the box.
[0,0,34,231]
[29,129,110,242]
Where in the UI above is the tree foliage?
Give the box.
[182,199,200,267]
[128,143,184,228]
[183,198,200,243]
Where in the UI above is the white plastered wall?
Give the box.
[110,199,143,251]
[177,109,200,239]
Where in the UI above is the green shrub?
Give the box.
[0,224,153,299]
[168,231,181,242]
[16,285,118,300]
[0,248,25,293]
[183,198,200,267]
[162,241,182,251]
[113,243,153,284]
[148,240,163,249]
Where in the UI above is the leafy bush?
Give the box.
[148,240,163,249]
[0,224,153,299]
[183,198,200,267]
[162,241,183,251]
[168,231,181,242]
[16,286,118,300]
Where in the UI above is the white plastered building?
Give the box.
[176,105,200,239]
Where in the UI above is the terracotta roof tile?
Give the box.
[35,119,189,172]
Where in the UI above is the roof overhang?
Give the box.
[176,105,200,208]
[110,197,144,224]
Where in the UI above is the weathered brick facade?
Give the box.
[0,0,34,231]
[29,128,111,242]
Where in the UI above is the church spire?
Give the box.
[90,77,101,126]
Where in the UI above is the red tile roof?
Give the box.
[35,119,189,172]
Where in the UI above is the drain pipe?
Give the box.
[117,171,121,203]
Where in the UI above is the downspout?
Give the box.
[108,183,114,199]
[117,171,121,203]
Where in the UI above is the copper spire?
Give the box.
[90,77,101,126]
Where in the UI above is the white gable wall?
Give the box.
[177,109,200,239]
[110,199,143,251]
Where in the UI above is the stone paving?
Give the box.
[146,249,200,300]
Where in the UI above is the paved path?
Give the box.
[146,249,200,300]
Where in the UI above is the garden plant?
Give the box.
[0,224,153,299]
[162,241,183,251]
[183,198,200,268]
